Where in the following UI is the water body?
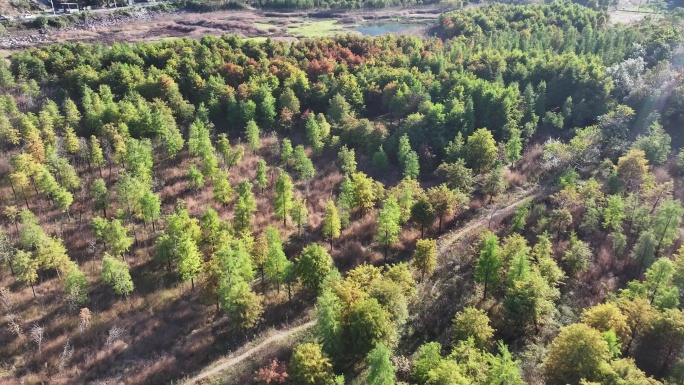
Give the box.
[355,22,423,36]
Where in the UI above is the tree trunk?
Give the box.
[8,176,16,199]
[438,215,443,232]
[287,281,292,302]
[654,214,673,259]
[191,278,195,291]
[31,283,36,298]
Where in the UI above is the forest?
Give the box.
[1,1,684,384]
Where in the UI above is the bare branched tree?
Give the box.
[30,325,44,354]
[79,308,91,333]
[105,325,123,347]
[6,314,22,338]
[0,287,12,311]
[58,339,73,372]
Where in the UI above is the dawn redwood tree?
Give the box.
[652,199,684,255]
[281,138,294,166]
[581,302,631,344]
[264,226,291,295]
[506,249,532,285]
[617,149,649,191]
[505,127,523,164]
[503,271,558,335]
[337,145,357,175]
[550,208,573,241]
[252,233,268,289]
[563,232,592,277]
[348,297,396,356]
[296,243,333,294]
[12,250,38,297]
[219,278,264,330]
[0,230,14,275]
[397,134,411,165]
[216,133,231,165]
[306,113,324,155]
[274,169,294,226]
[436,159,474,193]
[488,342,524,385]
[278,88,300,114]
[315,289,343,356]
[9,172,31,209]
[63,266,89,307]
[245,119,261,153]
[291,197,309,235]
[90,178,109,217]
[139,190,161,231]
[631,231,658,274]
[475,233,501,299]
[413,238,437,281]
[466,128,498,174]
[234,180,257,233]
[290,342,336,385]
[256,159,268,193]
[101,254,134,297]
[376,196,401,261]
[212,170,233,206]
[412,342,443,384]
[294,145,315,183]
[411,195,435,237]
[327,93,352,127]
[92,217,133,257]
[542,323,610,385]
[188,165,204,191]
[322,199,341,250]
[89,135,105,177]
[177,234,202,290]
[452,307,494,349]
[427,184,462,232]
[63,97,81,128]
[351,172,376,214]
[63,126,80,156]
[201,208,221,249]
[482,165,508,202]
[403,150,420,180]
[373,146,389,170]
[366,343,396,385]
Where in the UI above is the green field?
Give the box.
[286,20,348,38]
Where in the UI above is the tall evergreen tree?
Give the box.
[475,233,501,299]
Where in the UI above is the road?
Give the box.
[13,1,165,19]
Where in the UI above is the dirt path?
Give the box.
[186,320,316,384]
[437,184,548,255]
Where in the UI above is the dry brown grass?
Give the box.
[0,131,426,384]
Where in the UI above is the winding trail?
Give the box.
[186,320,316,384]
[438,184,548,255]
[186,184,547,384]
